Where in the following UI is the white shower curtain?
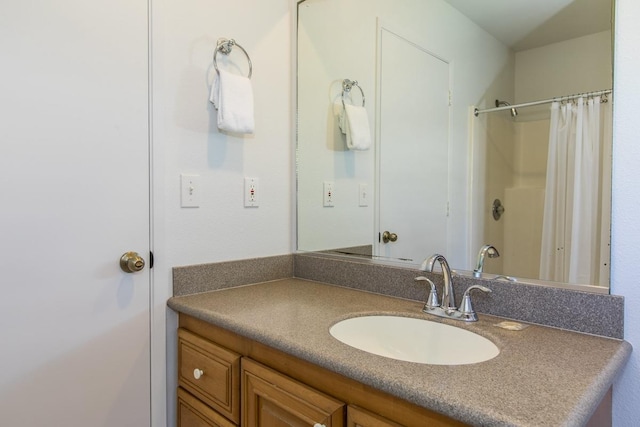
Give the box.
[539,96,608,284]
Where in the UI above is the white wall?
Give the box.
[153,0,292,266]
[611,0,640,423]
[515,30,612,104]
[151,0,293,425]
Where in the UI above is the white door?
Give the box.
[0,1,151,425]
[376,28,450,264]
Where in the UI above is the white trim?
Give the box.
[374,18,383,259]
[148,0,168,425]
[292,0,301,254]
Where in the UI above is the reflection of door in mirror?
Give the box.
[376,28,450,263]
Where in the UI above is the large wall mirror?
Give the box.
[296,0,614,293]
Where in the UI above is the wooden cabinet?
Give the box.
[178,328,241,425]
[242,358,344,427]
[347,406,402,427]
[178,388,237,427]
[177,314,466,427]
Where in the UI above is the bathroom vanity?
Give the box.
[168,279,630,427]
[176,314,459,427]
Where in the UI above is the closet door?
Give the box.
[0,0,151,425]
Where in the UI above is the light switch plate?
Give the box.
[359,183,368,206]
[181,174,200,208]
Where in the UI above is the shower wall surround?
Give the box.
[172,253,624,338]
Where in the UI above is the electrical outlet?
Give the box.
[244,177,259,207]
[359,183,368,207]
[323,181,334,207]
[180,174,200,208]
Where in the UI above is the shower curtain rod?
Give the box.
[473,89,612,117]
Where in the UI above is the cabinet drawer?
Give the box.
[347,406,403,427]
[178,387,237,427]
[178,328,241,423]
[242,358,345,427]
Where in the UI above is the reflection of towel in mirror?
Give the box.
[334,102,346,133]
[343,104,371,150]
[209,69,255,134]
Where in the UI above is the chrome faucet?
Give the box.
[420,254,456,311]
[473,244,500,278]
[416,253,492,322]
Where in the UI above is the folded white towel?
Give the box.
[209,69,255,134]
[343,104,371,150]
[332,102,347,134]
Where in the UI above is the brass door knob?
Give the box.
[120,251,145,273]
[382,231,398,243]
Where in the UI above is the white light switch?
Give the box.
[359,183,368,207]
[181,174,200,208]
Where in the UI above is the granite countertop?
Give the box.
[167,278,632,427]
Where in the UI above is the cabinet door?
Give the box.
[242,358,345,427]
[178,388,237,427]
[179,328,241,423]
[347,406,403,427]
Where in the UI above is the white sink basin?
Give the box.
[329,315,499,365]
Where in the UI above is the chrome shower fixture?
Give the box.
[495,100,518,118]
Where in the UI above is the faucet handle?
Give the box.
[415,276,439,310]
[458,285,491,321]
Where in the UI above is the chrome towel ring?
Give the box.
[342,79,365,108]
[213,38,253,79]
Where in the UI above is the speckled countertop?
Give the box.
[167,278,632,427]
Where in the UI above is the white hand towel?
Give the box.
[344,104,371,150]
[333,102,346,134]
[209,69,255,134]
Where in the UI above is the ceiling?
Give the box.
[443,0,612,51]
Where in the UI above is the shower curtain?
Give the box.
[539,96,610,285]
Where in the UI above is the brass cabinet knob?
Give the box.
[120,251,146,273]
[382,231,398,243]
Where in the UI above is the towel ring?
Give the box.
[213,38,253,79]
[341,79,365,108]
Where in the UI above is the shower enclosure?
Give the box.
[471,92,612,287]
